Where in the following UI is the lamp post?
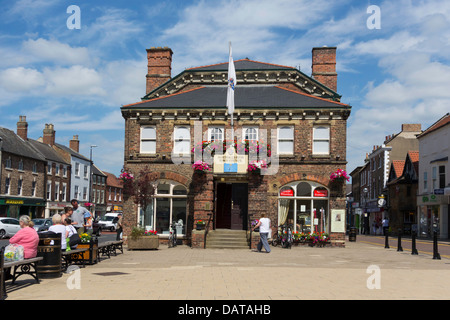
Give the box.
[89,145,98,208]
[363,187,368,235]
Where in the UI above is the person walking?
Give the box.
[252,213,271,253]
[116,213,123,240]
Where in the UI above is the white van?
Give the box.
[97,213,120,231]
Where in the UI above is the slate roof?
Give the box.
[124,85,349,110]
[187,59,295,71]
[0,127,45,161]
[55,143,90,162]
[417,113,450,139]
[27,139,70,164]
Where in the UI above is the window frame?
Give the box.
[312,126,330,155]
[140,126,157,154]
[173,126,191,155]
[277,126,294,155]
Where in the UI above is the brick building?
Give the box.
[104,171,123,214]
[0,124,46,218]
[121,46,351,247]
[91,164,107,218]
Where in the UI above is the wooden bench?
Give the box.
[61,248,88,272]
[1,247,43,300]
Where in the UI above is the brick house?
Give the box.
[121,46,351,247]
[0,123,46,218]
[91,164,107,218]
[104,171,123,214]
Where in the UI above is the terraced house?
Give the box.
[121,46,351,248]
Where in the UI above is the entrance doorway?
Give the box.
[215,183,248,230]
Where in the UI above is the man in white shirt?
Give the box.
[252,213,271,253]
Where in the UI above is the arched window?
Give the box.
[278,181,329,234]
[140,181,187,236]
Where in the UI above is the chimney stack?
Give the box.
[70,135,79,152]
[401,124,421,132]
[43,123,56,146]
[311,46,337,92]
[16,115,28,140]
[146,46,173,95]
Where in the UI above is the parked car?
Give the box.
[32,218,53,232]
[0,217,21,238]
[97,213,119,232]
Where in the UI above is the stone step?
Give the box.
[205,229,249,249]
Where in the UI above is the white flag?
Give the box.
[226,42,236,115]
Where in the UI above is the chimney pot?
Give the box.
[43,123,56,146]
[16,115,28,140]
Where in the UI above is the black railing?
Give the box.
[203,213,213,249]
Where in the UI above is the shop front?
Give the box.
[417,192,449,239]
[0,197,46,218]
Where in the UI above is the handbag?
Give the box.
[68,232,81,247]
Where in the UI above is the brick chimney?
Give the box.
[311,46,337,92]
[43,123,56,146]
[16,115,28,140]
[146,46,173,95]
[69,135,79,152]
[401,124,421,132]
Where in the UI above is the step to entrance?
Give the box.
[205,229,249,249]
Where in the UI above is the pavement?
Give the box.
[4,237,450,301]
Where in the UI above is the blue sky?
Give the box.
[1,0,449,177]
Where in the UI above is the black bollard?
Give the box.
[411,231,418,255]
[397,229,403,252]
[433,231,441,260]
[384,231,389,249]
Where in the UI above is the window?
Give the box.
[74,185,79,200]
[83,187,87,200]
[278,181,329,234]
[47,162,52,174]
[31,180,36,197]
[208,127,224,141]
[278,126,294,155]
[173,126,190,155]
[75,162,80,177]
[423,172,428,191]
[141,181,188,236]
[18,159,24,171]
[439,166,446,189]
[62,183,67,201]
[109,187,112,200]
[32,162,37,173]
[5,157,11,169]
[5,177,10,194]
[140,126,156,154]
[243,127,258,141]
[63,166,67,177]
[17,178,23,195]
[47,181,51,200]
[97,190,100,204]
[432,167,437,189]
[55,164,59,176]
[313,126,330,155]
[54,182,60,201]
[84,165,88,179]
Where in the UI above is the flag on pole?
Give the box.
[226,42,236,115]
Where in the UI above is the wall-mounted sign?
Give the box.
[280,188,294,197]
[313,189,328,197]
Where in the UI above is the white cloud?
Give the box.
[0,67,45,92]
[22,38,92,66]
[43,65,105,96]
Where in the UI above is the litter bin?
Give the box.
[349,227,357,242]
[37,231,62,279]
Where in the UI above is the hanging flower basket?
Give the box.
[330,169,350,183]
[192,160,211,173]
[248,160,268,174]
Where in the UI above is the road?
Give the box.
[0,231,118,250]
[355,234,450,259]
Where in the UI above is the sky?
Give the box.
[1,0,449,177]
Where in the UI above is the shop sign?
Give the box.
[280,188,294,197]
[313,189,328,197]
[5,199,24,205]
[434,189,444,195]
[422,195,437,203]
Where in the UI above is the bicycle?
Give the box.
[168,221,178,248]
[271,224,293,249]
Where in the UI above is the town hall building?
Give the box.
[121,46,351,248]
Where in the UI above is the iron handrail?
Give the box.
[203,213,212,249]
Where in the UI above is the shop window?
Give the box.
[278,181,329,234]
[439,166,446,189]
[142,181,187,235]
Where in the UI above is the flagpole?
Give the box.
[229,41,234,142]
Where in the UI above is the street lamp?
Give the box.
[89,145,98,205]
[363,187,368,235]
